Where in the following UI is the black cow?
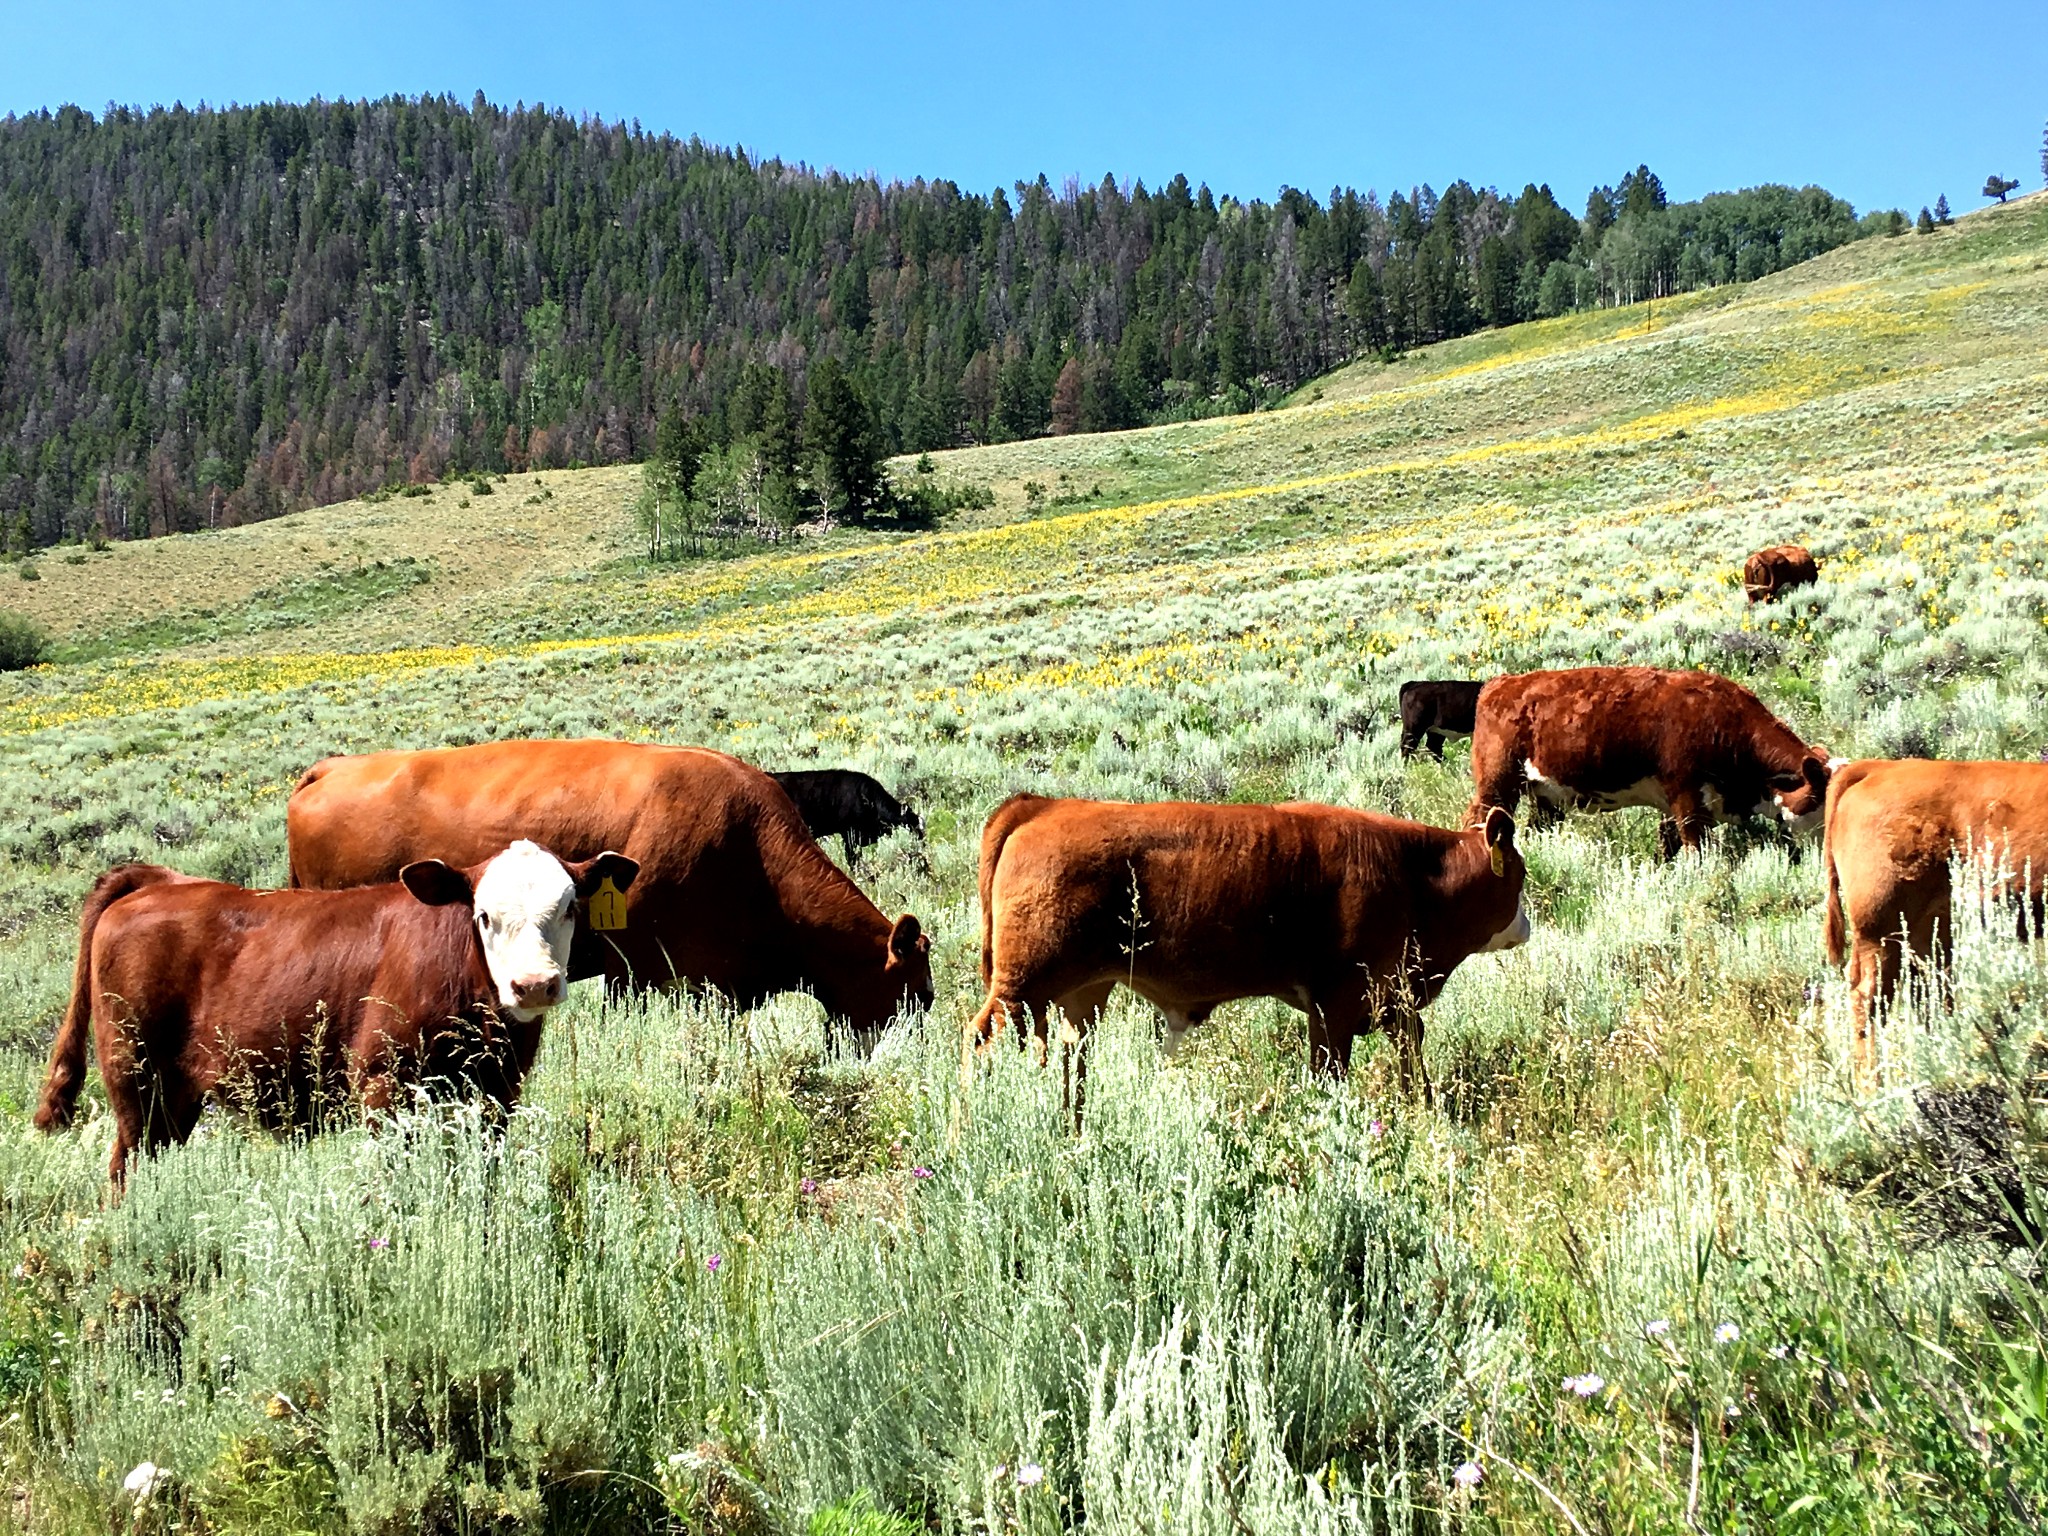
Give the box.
[771,770,925,866]
[1398,680,1485,760]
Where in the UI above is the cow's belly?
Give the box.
[1527,762,1667,813]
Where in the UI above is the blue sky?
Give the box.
[3,0,2042,215]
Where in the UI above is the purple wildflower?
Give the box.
[1453,1460,1483,1488]
[1016,1462,1044,1487]
[800,1178,818,1195]
[705,1254,723,1274]
[366,1236,390,1251]
[912,1166,933,1179]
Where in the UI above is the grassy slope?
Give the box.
[4,194,2048,1530]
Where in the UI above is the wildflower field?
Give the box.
[5,195,2048,1533]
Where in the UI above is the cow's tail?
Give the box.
[1821,760,1876,969]
[977,794,1054,987]
[284,758,334,887]
[35,865,174,1132]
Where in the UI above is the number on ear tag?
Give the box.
[1489,845,1506,877]
[589,877,629,932]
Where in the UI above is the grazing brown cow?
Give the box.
[971,794,1530,1097]
[1824,759,2048,1070]
[1466,667,1833,858]
[1742,544,1819,603]
[34,841,637,1184]
[287,741,932,1035]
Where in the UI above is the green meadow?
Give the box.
[4,194,2048,1532]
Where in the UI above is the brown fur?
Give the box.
[970,797,1527,1096]
[287,740,931,1034]
[1465,666,1831,856]
[1823,758,2048,1073]
[1743,544,1819,603]
[35,850,620,1186]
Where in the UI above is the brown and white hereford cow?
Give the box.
[1742,544,1819,604]
[1467,667,1833,858]
[35,841,636,1184]
[1824,759,2048,1070]
[287,741,932,1035]
[971,794,1530,1097]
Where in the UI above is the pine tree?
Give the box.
[1934,194,1953,225]
[1917,206,1936,234]
[1982,174,2020,204]
[1048,357,1085,435]
[801,357,885,523]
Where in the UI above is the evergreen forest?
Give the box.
[0,94,1897,546]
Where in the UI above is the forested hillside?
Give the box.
[0,94,1891,547]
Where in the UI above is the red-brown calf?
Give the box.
[35,841,636,1185]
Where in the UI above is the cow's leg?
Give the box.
[1845,932,1900,1081]
[1159,1004,1212,1061]
[1662,786,1706,858]
[1427,731,1448,762]
[1046,983,1114,1128]
[97,1011,150,1191]
[1305,994,1362,1077]
[840,830,868,869]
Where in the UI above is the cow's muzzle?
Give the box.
[1478,902,1532,954]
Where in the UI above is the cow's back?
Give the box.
[290,740,773,886]
[1832,759,2048,887]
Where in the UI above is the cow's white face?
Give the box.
[471,840,580,1019]
[1477,897,1532,954]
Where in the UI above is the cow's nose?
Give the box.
[510,974,564,1010]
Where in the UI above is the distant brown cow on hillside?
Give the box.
[1466,666,1832,857]
[972,794,1530,1101]
[1743,544,1818,603]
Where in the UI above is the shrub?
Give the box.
[0,609,49,669]
[17,560,39,581]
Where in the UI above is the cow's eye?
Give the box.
[477,911,492,928]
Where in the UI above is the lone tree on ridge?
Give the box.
[1983,174,2020,204]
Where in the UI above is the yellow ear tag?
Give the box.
[1489,845,1506,877]
[588,878,628,932]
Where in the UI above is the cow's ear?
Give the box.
[1802,753,1831,795]
[1483,807,1516,875]
[889,912,926,961]
[401,859,473,908]
[568,850,640,897]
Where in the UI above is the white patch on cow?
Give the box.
[1527,763,1667,813]
[1777,799,1825,834]
[471,840,579,1020]
[1478,897,1532,953]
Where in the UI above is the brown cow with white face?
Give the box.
[1824,758,2048,1072]
[971,794,1529,1099]
[35,841,636,1184]
[1743,544,1819,604]
[287,741,932,1036]
[1466,667,1833,858]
